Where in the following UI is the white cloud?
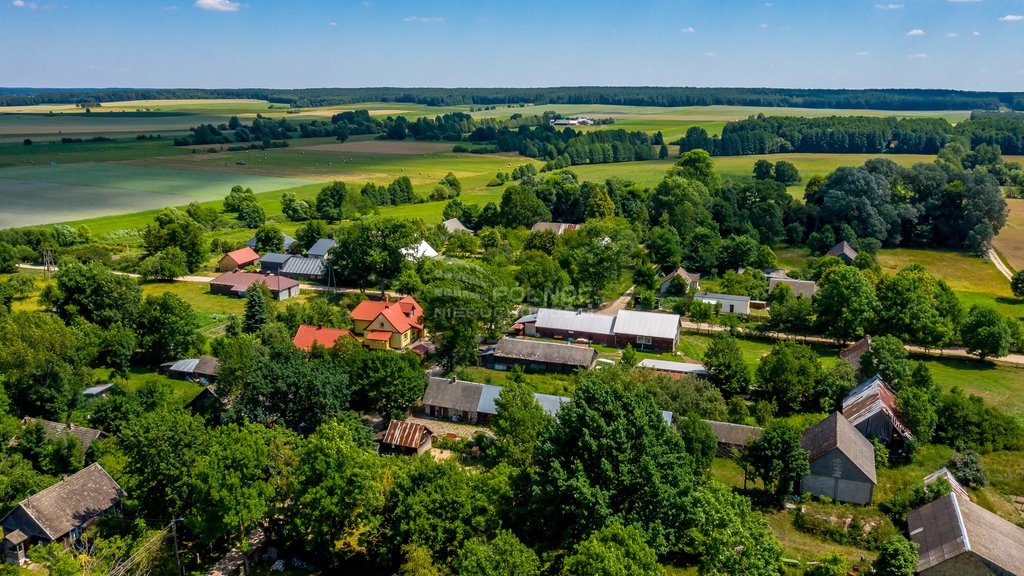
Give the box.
[856,51,869,56]
[195,0,240,12]
[328,21,336,26]
[999,14,1024,21]
[11,0,24,5]
[946,32,959,37]
[403,16,444,23]
[973,30,981,35]
[705,51,716,57]
[758,22,769,28]
[680,26,695,33]
[764,2,772,6]
[906,52,928,58]
[875,3,904,9]
[906,28,925,36]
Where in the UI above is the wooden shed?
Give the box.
[800,412,877,505]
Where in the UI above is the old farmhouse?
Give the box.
[524,308,680,352]
[218,247,260,272]
[908,492,1024,575]
[20,418,107,453]
[306,238,336,259]
[376,420,433,456]
[2,463,125,565]
[485,338,598,373]
[209,270,300,300]
[351,296,424,350]
[839,335,872,375]
[659,267,701,296]
[161,355,221,383]
[800,412,877,505]
[842,375,913,445]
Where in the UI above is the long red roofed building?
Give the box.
[209,270,300,300]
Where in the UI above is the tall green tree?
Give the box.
[960,304,1010,360]
[137,293,201,364]
[872,535,918,576]
[52,260,142,328]
[142,207,208,272]
[328,216,418,295]
[254,224,284,253]
[490,379,552,468]
[742,420,809,504]
[702,333,751,397]
[756,341,822,414]
[814,266,877,342]
[562,524,664,576]
[454,531,541,576]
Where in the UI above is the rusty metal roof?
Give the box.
[841,375,912,440]
[378,420,431,450]
[839,335,872,371]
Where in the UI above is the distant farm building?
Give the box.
[694,292,751,315]
[923,467,969,500]
[20,418,107,453]
[258,252,292,275]
[839,335,872,374]
[530,222,580,235]
[245,232,296,252]
[306,238,336,259]
[442,218,472,235]
[825,241,858,265]
[800,412,877,505]
[279,256,325,281]
[376,420,433,456]
[524,308,680,352]
[705,420,763,457]
[218,247,260,272]
[636,358,707,377]
[209,270,300,300]
[484,337,598,373]
[768,277,818,299]
[842,375,912,445]
[1,463,125,565]
[659,267,701,296]
[908,492,1024,575]
[401,240,439,261]
[161,355,221,383]
[292,324,356,352]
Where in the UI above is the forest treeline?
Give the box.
[677,113,1024,155]
[3,86,1024,110]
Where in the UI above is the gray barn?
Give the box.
[908,492,1024,575]
[800,412,877,505]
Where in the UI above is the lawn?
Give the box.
[459,365,577,397]
[993,195,1024,273]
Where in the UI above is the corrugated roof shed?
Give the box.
[82,383,115,397]
[259,253,292,265]
[0,463,125,541]
[169,358,199,374]
[535,308,615,336]
[281,256,324,277]
[307,238,336,258]
[194,355,220,377]
[423,378,485,413]
[637,358,707,375]
[378,420,431,450]
[493,338,597,368]
[21,418,107,452]
[694,292,751,304]
[705,420,763,446]
[801,412,877,484]
[613,310,680,340]
[908,492,1024,575]
[842,375,912,440]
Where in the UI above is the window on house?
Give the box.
[637,336,652,345]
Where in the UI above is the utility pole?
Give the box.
[172,518,183,576]
[42,248,53,280]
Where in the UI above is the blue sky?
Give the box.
[2,0,1023,90]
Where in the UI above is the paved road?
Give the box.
[986,247,1014,282]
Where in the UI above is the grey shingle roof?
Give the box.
[21,418,107,452]
[637,358,706,375]
[908,492,1024,574]
[705,420,763,446]
[492,338,597,368]
[535,308,615,336]
[825,241,858,262]
[307,238,336,258]
[423,378,484,413]
[0,463,125,541]
[801,412,877,484]
[768,277,818,299]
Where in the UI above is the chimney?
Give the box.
[318,322,324,329]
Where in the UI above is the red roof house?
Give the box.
[292,325,356,352]
[218,247,260,272]
[351,296,424,350]
[209,270,300,300]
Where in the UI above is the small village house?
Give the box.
[908,491,1024,575]
[530,222,580,235]
[209,270,300,300]
[292,324,356,352]
[842,375,913,445]
[694,292,751,315]
[400,240,439,261]
[1,463,125,565]
[350,296,424,350]
[306,238,336,259]
[19,418,108,453]
[484,338,598,373]
[376,420,433,456]
[800,412,877,505]
[218,247,260,272]
[825,240,858,265]
[658,267,701,296]
[160,355,221,382]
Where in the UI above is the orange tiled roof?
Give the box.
[364,331,393,341]
[292,325,354,351]
[351,296,423,333]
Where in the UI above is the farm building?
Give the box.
[705,420,763,457]
[694,292,751,315]
[800,412,877,505]
[218,247,260,272]
[923,467,969,500]
[185,386,224,423]
[422,377,671,425]
[528,308,680,352]
[768,277,818,299]
[530,222,580,235]
[19,418,107,453]
[306,238,336,259]
[279,256,325,281]
[258,253,292,275]
[826,240,858,264]
[350,296,424,350]
[161,355,221,382]
[839,335,872,374]
[292,324,356,352]
[1,463,125,565]
[82,383,115,398]
[376,420,433,456]
[401,240,439,261]
[908,492,1024,575]
[245,232,296,252]
[636,358,707,377]
[485,338,598,373]
[659,267,701,296]
[842,375,913,444]
[442,218,472,235]
[209,270,300,300]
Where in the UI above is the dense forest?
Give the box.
[2,86,1024,110]
[677,113,1024,155]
